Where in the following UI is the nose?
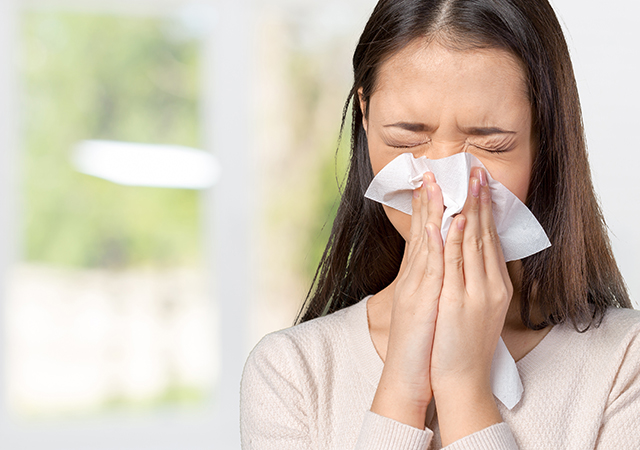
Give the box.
[413,139,467,160]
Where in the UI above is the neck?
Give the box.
[503,261,526,332]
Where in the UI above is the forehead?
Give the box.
[370,39,530,127]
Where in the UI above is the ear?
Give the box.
[357,87,368,133]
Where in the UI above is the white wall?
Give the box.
[552,0,640,307]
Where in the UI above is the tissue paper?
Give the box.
[364,152,551,262]
[492,337,524,409]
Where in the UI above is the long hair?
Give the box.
[295,0,631,330]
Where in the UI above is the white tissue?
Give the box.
[364,152,548,409]
[364,152,551,262]
[492,337,524,409]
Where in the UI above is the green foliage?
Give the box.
[22,12,201,268]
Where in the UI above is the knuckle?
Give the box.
[505,280,514,298]
[482,226,498,243]
[445,253,464,271]
[409,223,423,241]
[412,191,421,206]
[468,235,483,253]
[447,228,463,245]
[492,285,511,304]
[425,260,443,279]
[481,189,492,204]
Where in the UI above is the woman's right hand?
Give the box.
[370,172,445,429]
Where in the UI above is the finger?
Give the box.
[460,170,485,284]
[420,222,444,294]
[477,169,508,283]
[401,180,430,286]
[408,183,424,253]
[443,214,466,292]
[424,172,444,231]
[401,221,431,292]
[419,173,430,230]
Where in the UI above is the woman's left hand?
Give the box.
[429,167,514,446]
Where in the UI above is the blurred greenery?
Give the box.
[302,135,350,282]
[283,43,351,286]
[16,8,352,419]
[22,12,201,268]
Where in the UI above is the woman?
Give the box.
[240,0,640,448]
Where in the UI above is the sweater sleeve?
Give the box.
[594,323,640,448]
[441,422,519,450]
[355,411,433,449]
[240,331,434,450]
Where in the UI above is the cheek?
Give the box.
[485,163,531,204]
[480,138,534,204]
[369,143,395,175]
[507,177,530,204]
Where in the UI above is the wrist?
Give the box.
[434,384,501,447]
[432,375,492,401]
[378,365,433,408]
[371,372,432,430]
[371,394,429,430]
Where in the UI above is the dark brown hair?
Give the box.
[295,0,631,330]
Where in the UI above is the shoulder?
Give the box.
[525,306,640,388]
[596,306,640,386]
[239,303,363,447]
[556,306,640,358]
[585,306,640,350]
[580,307,640,436]
[241,299,366,389]
[559,306,640,386]
[599,305,640,331]
[247,300,362,361]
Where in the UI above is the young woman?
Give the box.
[240,0,640,448]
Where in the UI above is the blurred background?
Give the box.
[0,0,637,449]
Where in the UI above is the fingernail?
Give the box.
[413,189,420,199]
[457,215,466,231]
[479,168,487,187]
[426,224,432,238]
[471,178,480,197]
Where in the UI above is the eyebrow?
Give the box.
[461,126,517,136]
[383,122,516,135]
[383,122,434,132]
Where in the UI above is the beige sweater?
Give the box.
[240,296,640,449]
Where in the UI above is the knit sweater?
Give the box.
[240,296,640,449]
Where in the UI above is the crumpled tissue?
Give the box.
[364,152,551,262]
[364,152,552,409]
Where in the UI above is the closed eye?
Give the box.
[388,139,431,149]
[390,143,423,149]
[468,142,513,154]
